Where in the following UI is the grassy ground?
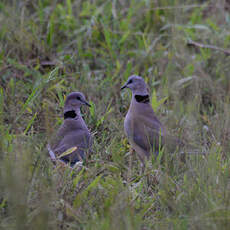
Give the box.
[1,0,230,229]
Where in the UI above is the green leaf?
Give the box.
[57,146,78,159]
[23,112,37,135]
[151,90,168,111]
[119,31,130,45]
[73,174,102,207]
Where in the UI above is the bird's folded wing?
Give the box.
[129,116,163,153]
[56,129,90,150]
[133,112,183,152]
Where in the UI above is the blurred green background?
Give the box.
[1,0,230,229]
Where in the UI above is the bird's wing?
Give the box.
[54,129,91,162]
[132,116,164,154]
[48,124,91,162]
[140,111,185,151]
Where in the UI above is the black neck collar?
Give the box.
[64,110,77,119]
[135,94,150,104]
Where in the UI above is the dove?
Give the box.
[121,75,183,165]
[48,92,92,167]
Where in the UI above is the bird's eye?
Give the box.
[128,79,133,84]
[76,96,81,100]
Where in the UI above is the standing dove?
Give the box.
[48,92,92,167]
[121,75,183,165]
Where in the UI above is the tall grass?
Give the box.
[1,0,230,229]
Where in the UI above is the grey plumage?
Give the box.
[121,75,183,164]
[48,92,92,166]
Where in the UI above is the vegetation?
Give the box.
[1,0,230,229]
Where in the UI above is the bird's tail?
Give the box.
[180,150,207,155]
[47,144,56,161]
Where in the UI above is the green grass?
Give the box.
[1,0,230,229]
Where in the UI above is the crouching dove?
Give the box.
[48,92,92,167]
[121,75,183,165]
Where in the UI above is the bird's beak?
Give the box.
[83,100,91,107]
[120,84,127,90]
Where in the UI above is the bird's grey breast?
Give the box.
[124,109,134,139]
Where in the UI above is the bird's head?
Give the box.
[121,75,149,95]
[64,92,91,119]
